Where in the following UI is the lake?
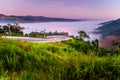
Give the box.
[0,20,105,41]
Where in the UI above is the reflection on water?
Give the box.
[0,20,105,41]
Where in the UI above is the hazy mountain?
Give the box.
[0,14,83,23]
[97,18,120,37]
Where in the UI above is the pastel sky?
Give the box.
[0,0,120,19]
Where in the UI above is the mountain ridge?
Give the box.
[0,14,84,23]
[97,18,120,37]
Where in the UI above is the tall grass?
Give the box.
[0,38,120,80]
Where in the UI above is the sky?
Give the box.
[0,0,120,19]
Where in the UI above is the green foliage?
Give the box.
[92,39,99,49]
[0,38,120,80]
[78,31,90,40]
[0,23,24,36]
[28,31,69,38]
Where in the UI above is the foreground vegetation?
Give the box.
[0,37,120,80]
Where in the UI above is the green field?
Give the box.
[0,38,120,80]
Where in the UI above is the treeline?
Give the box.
[28,31,68,38]
[0,23,69,37]
[0,23,24,36]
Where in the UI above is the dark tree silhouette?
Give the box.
[0,23,24,36]
[92,39,99,49]
[78,31,90,40]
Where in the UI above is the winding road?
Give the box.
[2,36,70,43]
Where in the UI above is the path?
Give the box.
[1,36,70,43]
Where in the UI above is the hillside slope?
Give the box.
[0,38,120,79]
[98,19,120,37]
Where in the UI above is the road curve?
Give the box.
[1,36,70,43]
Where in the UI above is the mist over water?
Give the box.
[21,21,105,41]
[0,20,105,41]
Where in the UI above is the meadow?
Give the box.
[0,38,120,80]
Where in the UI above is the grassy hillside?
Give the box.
[0,38,120,80]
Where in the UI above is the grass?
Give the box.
[0,38,120,80]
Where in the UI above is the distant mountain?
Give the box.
[0,14,83,23]
[97,18,120,37]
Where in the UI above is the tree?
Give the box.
[0,25,4,33]
[78,31,90,40]
[92,39,99,49]
[0,23,24,36]
[2,25,9,35]
[8,23,24,34]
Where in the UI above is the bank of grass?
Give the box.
[0,38,120,80]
